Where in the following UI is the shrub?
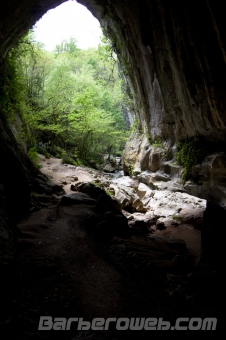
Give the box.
[152,140,164,148]
[62,153,77,166]
[28,147,41,168]
[176,138,208,182]
[115,151,122,157]
[93,182,113,196]
[36,144,46,155]
[47,145,57,156]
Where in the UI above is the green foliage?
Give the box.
[105,189,114,196]
[115,151,122,157]
[93,181,113,196]
[62,153,77,166]
[36,144,46,155]
[4,33,129,166]
[126,164,134,176]
[176,138,208,182]
[129,118,142,134]
[54,37,79,56]
[152,140,164,148]
[27,147,41,168]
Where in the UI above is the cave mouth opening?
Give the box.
[7,0,131,172]
[33,0,102,52]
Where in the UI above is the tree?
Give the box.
[6,33,129,165]
[54,37,79,56]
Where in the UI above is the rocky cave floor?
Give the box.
[0,156,222,340]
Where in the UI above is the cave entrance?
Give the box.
[33,1,102,51]
[11,0,130,171]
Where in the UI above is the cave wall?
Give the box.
[1,0,226,267]
[0,0,68,217]
[83,0,226,144]
[1,0,226,143]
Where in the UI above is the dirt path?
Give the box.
[0,157,220,339]
[38,157,94,194]
[39,156,201,260]
[3,203,174,339]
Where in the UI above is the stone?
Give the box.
[109,183,147,213]
[190,153,226,183]
[148,147,165,172]
[94,194,121,215]
[179,208,204,228]
[135,182,152,199]
[134,220,148,233]
[102,163,116,173]
[32,173,65,196]
[140,189,206,217]
[77,182,107,200]
[151,172,171,182]
[138,171,155,187]
[133,167,142,176]
[156,219,166,230]
[161,161,182,177]
[59,193,96,206]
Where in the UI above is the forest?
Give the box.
[3,31,131,168]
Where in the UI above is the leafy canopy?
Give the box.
[5,31,131,165]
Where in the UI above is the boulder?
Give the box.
[70,184,77,192]
[77,182,107,200]
[135,182,152,199]
[190,152,226,183]
[140,189,206,217]
[183,153,226,206]
[139,144,152,170]
[94,194,122,215]
[32,174,65,196]
[102,163,116,173]
[109,183,147,212]
[59,193,96,206]
[128,219,149,235]
[161,161,182,177]
[148,147,165,172]
[156,219,166,230]
[138,171,155,188]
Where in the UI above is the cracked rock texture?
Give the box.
[1,0,226,143]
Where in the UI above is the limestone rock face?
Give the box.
[177,152,226,205]
[122,130,145,175]
[190,152,226,183]
[84,0,226,144]
[1,1,226,139]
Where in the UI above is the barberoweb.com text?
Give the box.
[38,316,217,331]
